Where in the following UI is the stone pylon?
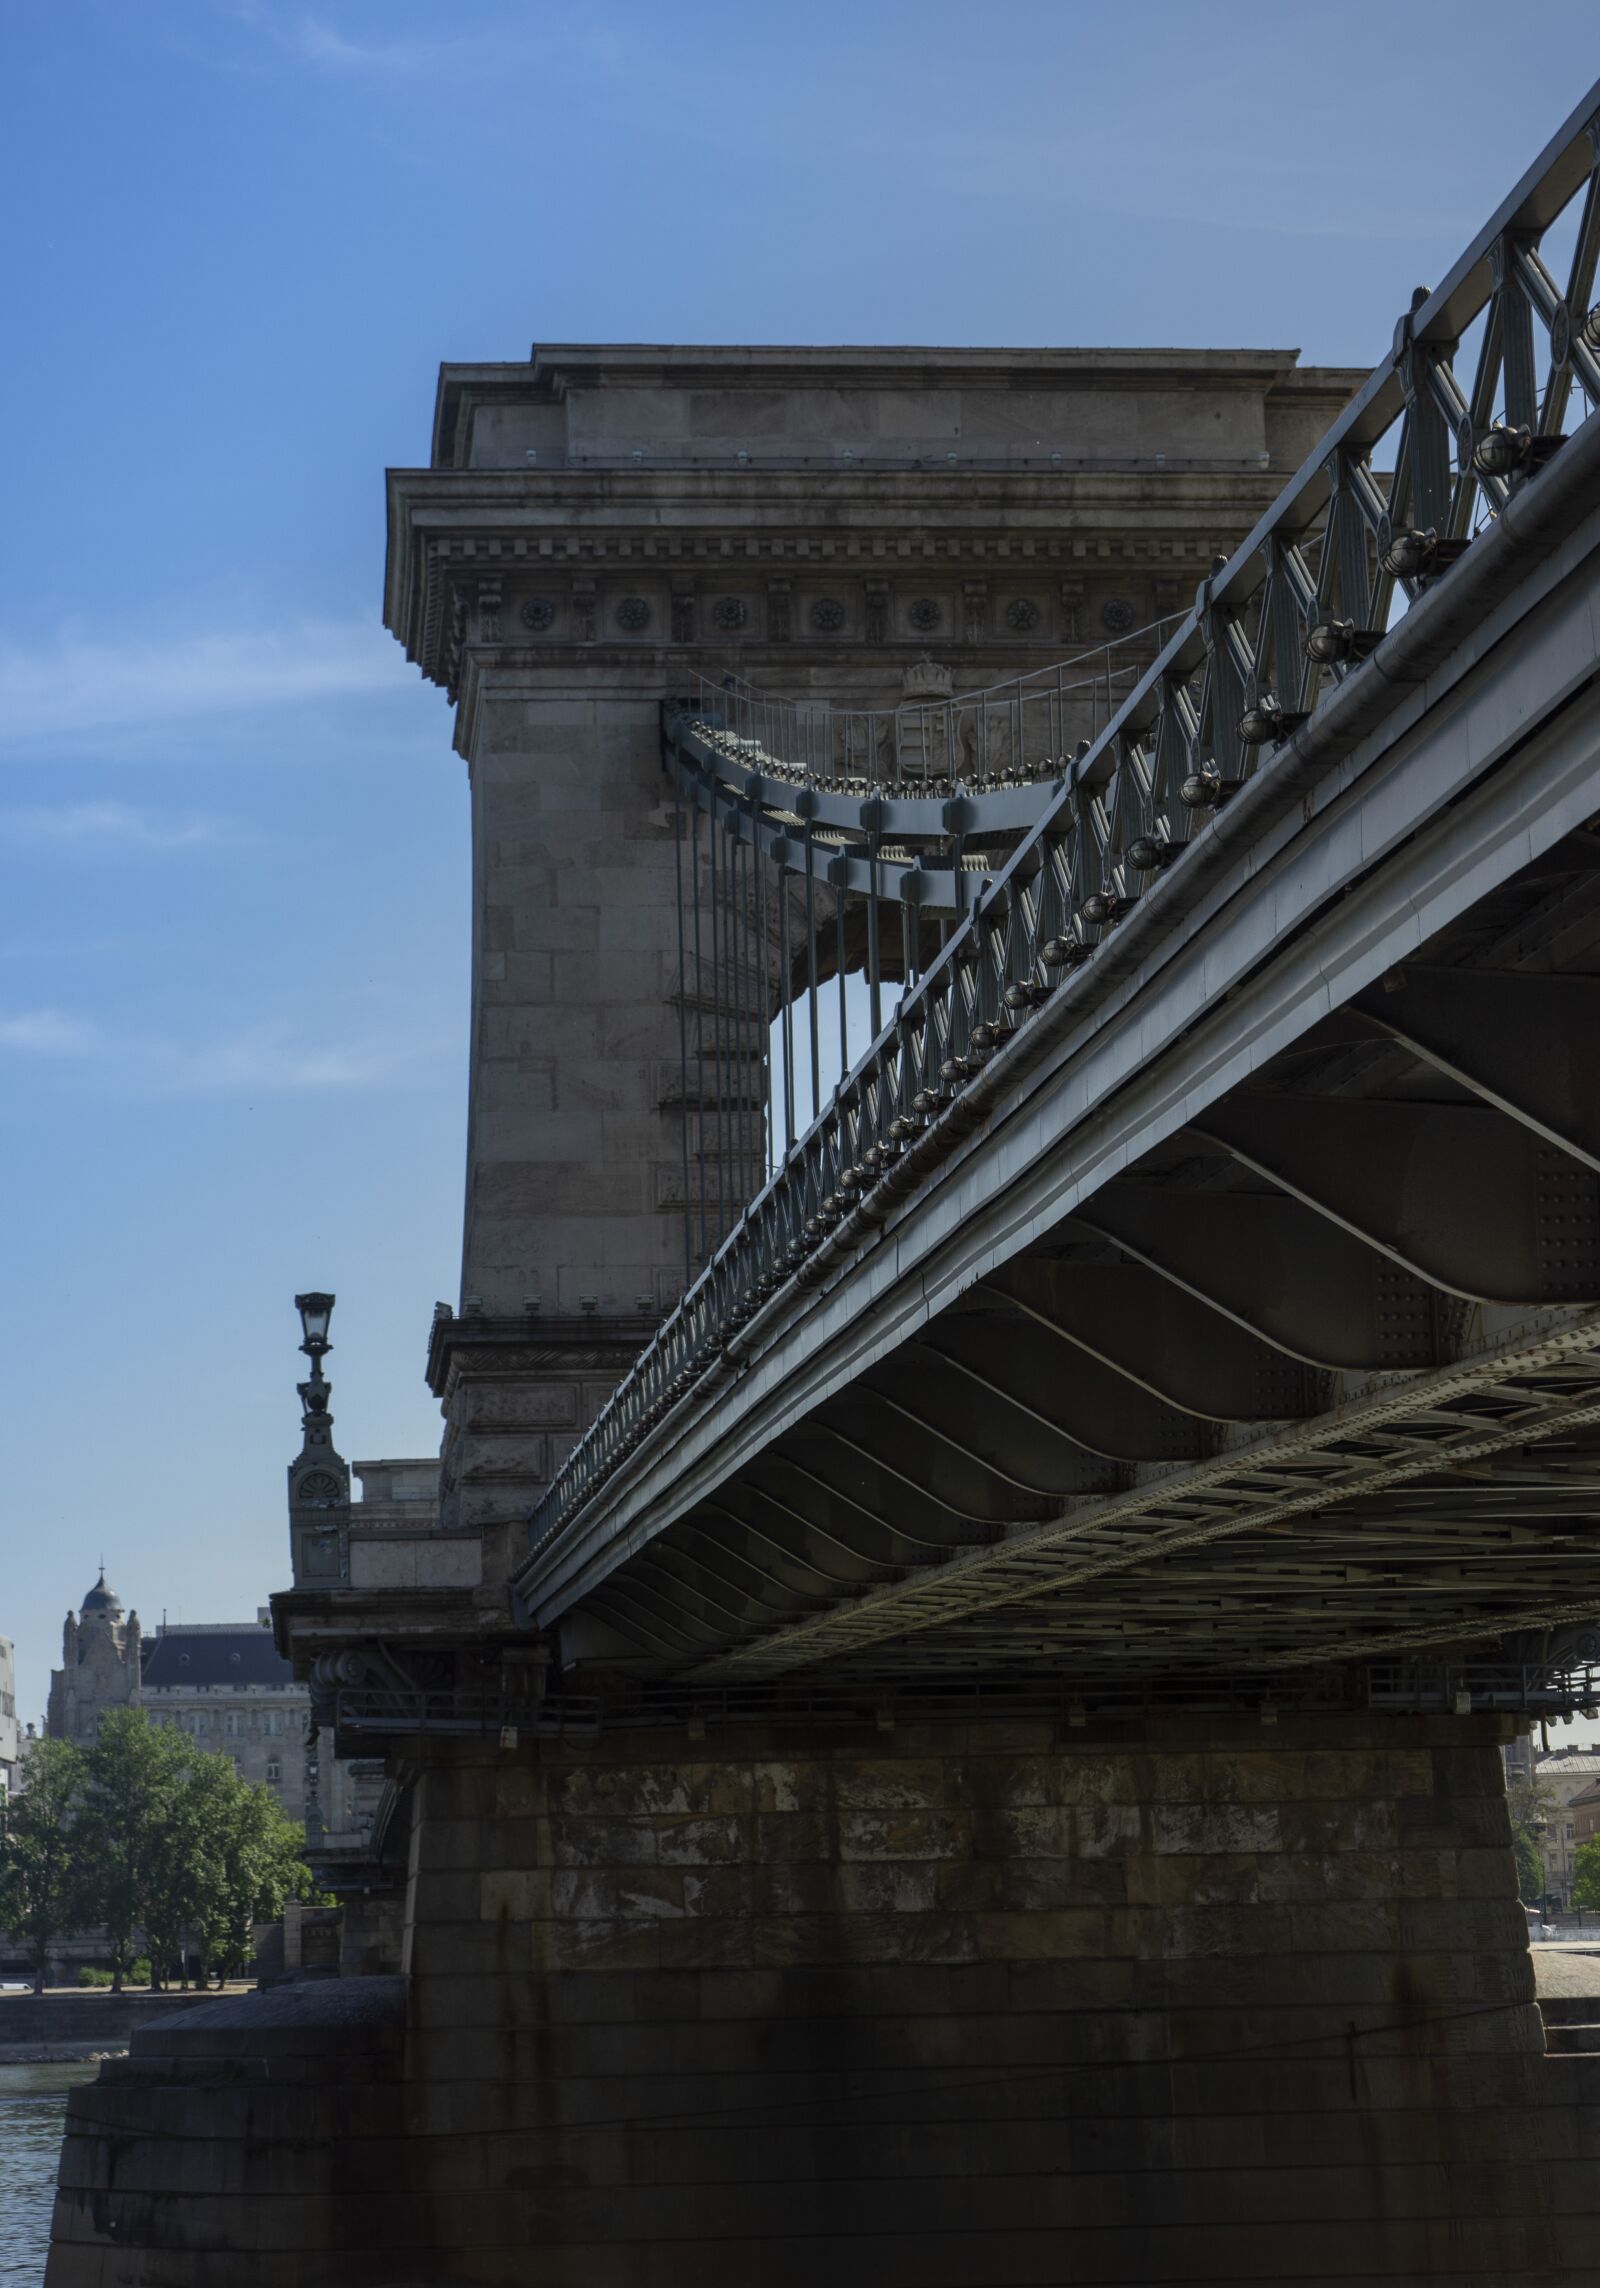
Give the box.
[383,343,1360,1591]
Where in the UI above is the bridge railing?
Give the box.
[687,616,1183,795]
[526,82,1600,1571]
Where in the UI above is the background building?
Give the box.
[1508,1746,1600,1908]
[1571,1777,1600,1855]
[0,1636,18,1801]
[46,1570,378,1850]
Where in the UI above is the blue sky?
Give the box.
[2,1,1596,1728]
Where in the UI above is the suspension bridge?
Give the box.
[48,79,1600,2288]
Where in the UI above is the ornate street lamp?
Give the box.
[295,1291,335,1358]
[286,1291,351,1590]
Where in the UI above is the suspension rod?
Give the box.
[779,867,796,1152]
[690,805,708,1265]
[672,772,692,1286]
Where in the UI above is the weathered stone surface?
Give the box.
[48,1714,1600,2285]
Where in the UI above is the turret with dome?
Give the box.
[47,1569,141,1744]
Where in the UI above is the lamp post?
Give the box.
[296,1291,334,1356]
[286,1291,351,1589]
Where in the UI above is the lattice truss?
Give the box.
[524,90,1600,1698]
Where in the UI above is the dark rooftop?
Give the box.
[140,1626,295,1691]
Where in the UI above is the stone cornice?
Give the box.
[270,1583,490,1664]
[525,342,1314,387]
[389,462,1300,594]
[426,1311,660,1399]
[385,465,1291,634]
[388,465,1295,547]
[389,341,1368,705]
[385,476,1264,713]
[432,344,1366,463]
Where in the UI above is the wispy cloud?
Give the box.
[0,618,413,747]
[292,15,452,73]
[0,1010,96,1057]
[0,1004,446,1095]
[0,802,242,851]
[264,11,626,80]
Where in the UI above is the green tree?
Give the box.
[140,1744,233,1988]
[193,1778,320,1984]
[1571,1836,1600,1912]
[75,1712,322,1990]
[0,1738,87,1991]
[32,1711,323,1992]
[74,1709,188,1990]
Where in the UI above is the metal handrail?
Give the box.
[525,81,1600,1571]
[690,613,1183,795]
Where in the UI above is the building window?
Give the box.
[266,1759,281,1783]
[225,1712,240,1738]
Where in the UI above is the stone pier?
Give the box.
[47,1712,1600,2284]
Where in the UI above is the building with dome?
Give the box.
[45,1568,377,1849]
[45,1570,142,1752]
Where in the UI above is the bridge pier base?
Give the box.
[47,1709,1600,2283]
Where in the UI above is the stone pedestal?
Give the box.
[48,1711,1600,2284]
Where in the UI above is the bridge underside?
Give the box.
[550,808,1600,1703]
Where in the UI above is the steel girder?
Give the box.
[543,811,1600,1690]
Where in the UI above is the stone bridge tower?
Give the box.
[384,343,1359,1588]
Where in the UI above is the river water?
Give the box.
[0,2063,97,2285]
